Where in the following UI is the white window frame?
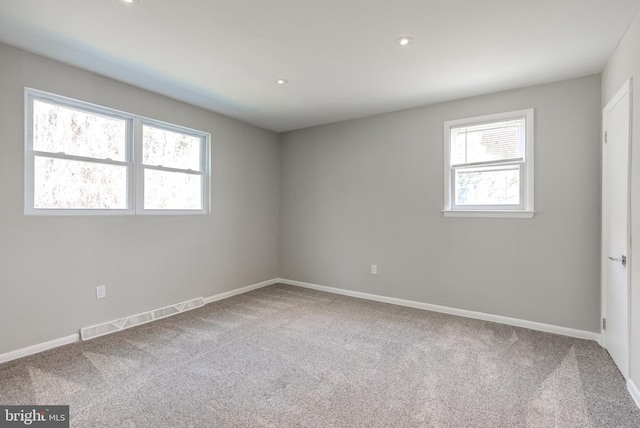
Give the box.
[24,88,210,215]
[136,119,210,216]
[443,109,535,219]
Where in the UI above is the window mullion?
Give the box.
[520,163,526,210]
[134,117,143,214]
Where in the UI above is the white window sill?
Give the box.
[442,210,535,219]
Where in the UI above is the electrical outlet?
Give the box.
[96,285,106,299]
[371,265,377,275]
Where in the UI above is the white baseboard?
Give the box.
[0,278,280,365]
[0,334,79,365]
[277,278,601,342]
[203,278,279,304]
[0,277,603,365]
[629,379,640,409]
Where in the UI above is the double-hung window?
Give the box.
[139,123,207,213]
[443,109,534,218]
[25,89,209,215]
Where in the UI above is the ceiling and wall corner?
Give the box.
[0,0,639,132]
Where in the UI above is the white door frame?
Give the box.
[600,78,632,380]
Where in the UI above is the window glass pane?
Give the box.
[451,118,524,166]
[34,156,128,209]
[144,169,202,210]
[142,125,202,170]
[455,167,520,206]
[33,100,126,161]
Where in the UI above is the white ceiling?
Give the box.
[1,0,639,132]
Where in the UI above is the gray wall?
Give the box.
[602,9,640,389]
[280,75,602,332]
[0,38,608,356]
[0,43,280,354]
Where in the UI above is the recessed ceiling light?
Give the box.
[276,79,288,85]
[395,36,413,47]
[120,0,140,5]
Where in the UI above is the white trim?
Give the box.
[0,277,601,362]
[628,379,640,409]
[278,278,600,342]
[24,88,136,216]
[442,210,535,219]
[203,278,280,304]
[598,334,606,348]
[443,108,535,217]
[0,334,79,365]
[0,278,279,365]
[24,87,211,216]
[136,118,210,215]
[601,78,632,379]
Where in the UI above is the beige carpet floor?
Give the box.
[1,283,639,427]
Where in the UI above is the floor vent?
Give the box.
[80,297,204,341]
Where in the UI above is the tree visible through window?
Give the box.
[443,109,534,218]
[141,125,204,210]
[32,100,129,209]
[25,89,210,215]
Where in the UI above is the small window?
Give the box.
[25,89,210,215]
[443,109,534,218]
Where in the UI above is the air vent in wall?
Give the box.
[80,297,204,341]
